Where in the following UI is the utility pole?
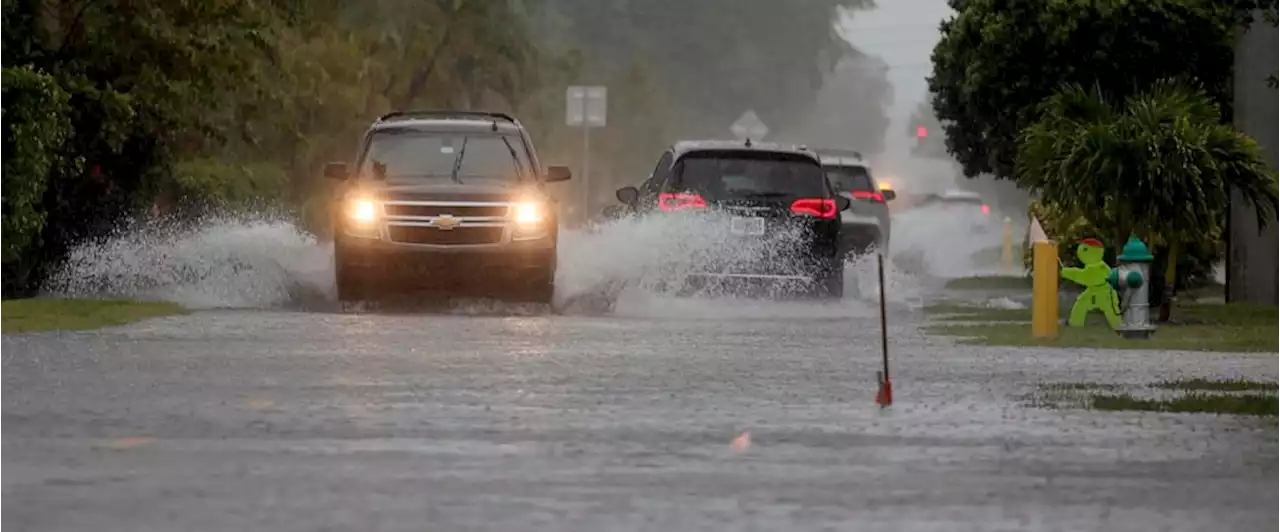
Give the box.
[1227,12,1278,303]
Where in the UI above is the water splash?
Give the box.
[886,204,1013,279]
[44,215,333,309]
[41,203,1000,316]
[553,210,931,318]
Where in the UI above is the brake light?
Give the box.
[790,198,838,219]
[659,192,707,212]
[852,190,885,203]
[981,204,991,215]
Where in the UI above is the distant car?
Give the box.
[324,110,572,304]
[611,139,854,298]
[914,189,999,233]
[813,148,894,252]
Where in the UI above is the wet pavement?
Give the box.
[3,304,1276,531]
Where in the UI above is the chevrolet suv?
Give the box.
[324,110,571,304]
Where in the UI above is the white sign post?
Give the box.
[566,86,607,221]
[729,109,768,140]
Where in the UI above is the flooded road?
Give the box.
[7,210,1275,531]
[4,305,1275,531]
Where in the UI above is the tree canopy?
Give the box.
[927,0,1245,180]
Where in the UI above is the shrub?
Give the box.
[2,66,73,264]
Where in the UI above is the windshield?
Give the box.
[359,129,526,182]
[668,151,826,200]
[825,165,874,191]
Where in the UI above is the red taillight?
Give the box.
[981,204,991,215]
[852,190,885,203]
[659,192,707,212]
[790,198,838,219]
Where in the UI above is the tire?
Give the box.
[333,243,370,304]
[514,262,555,304]
[811,259,844,300]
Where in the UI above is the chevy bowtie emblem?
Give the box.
[433,215,461,230]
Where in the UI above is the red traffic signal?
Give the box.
[916,125,928,139]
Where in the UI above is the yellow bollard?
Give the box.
[1031,240,1060,340]
[1001,216,1014,274]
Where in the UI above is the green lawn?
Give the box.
[1032,380,1279,416]
[927,302,1278,352]
[1089,392,1278,417]
[2,298,185,333]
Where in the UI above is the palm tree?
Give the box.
[1016,79,1278,320]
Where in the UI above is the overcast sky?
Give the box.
[839,0,954,160]
[838,0,959,183]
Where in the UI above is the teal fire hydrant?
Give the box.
[1108,235,1156,339]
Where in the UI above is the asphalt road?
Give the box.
[3,303,1276,532]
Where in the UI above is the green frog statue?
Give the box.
[1060,238,1121,328]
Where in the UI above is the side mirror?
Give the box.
[835,195,852,212]
[545,165,572,182]
[324,162,349,180]
[616,186,639,205]
[881,189,897,201]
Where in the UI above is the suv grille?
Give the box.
[387,225,505,245]
[384,204,508,218]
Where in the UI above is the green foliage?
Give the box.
[169,159,288,210]
[929,0,1241,180]
[1018,81,1277,250]
[1,67,73,264]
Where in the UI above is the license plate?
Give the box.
[730,216,765,236]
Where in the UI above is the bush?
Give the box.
[2,66,72,264]
[168,158,288,213]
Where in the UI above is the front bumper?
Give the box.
[336,234,555,291]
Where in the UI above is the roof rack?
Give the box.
[377,110,518,124]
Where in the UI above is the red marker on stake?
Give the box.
[876,251,893,407]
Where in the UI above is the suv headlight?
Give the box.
[514,201,544,226]
[343,198,380,238]
[512,200,549,239]
[350,199,378,223]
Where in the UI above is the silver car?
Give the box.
[814,149,895,254]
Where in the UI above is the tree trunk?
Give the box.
[1157,241,1180,323]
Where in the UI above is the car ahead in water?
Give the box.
[324,110,572,304]
[813,148,895,252]
[914,189,1000,233]
[611,140,854,299]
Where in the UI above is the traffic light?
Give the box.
[916,125,928,139]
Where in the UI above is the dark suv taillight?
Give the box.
[659,193,707,212]
[852,190,885,203]
[790,198,837,219]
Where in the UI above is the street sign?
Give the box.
[729,109,768,140]
[566,86,607,127]
[566,85,607,225]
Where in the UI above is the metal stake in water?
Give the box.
[876,251,893,407]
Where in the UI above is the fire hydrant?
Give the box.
[1108,235,1156,339]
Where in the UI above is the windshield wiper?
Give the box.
[499,136,525,179]
[449,136,469,184]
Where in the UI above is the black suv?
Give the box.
[324,110,571,304]
[612,140,852,298]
